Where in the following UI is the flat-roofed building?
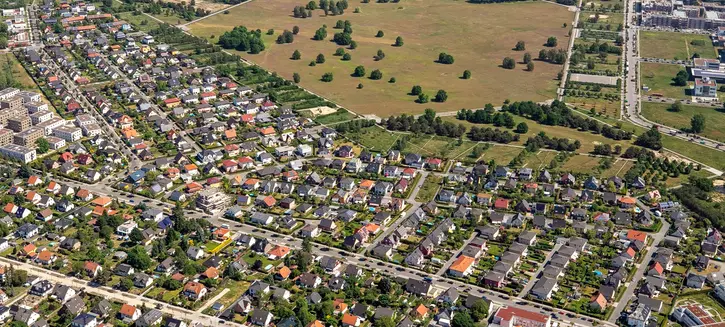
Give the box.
[30,111,54,125]
[0,96,24,112]
[36,118,65,135]
[0,88,20,101]
[74,114,95,127]
[0,128,12,145]
[53,126,83,142]
[7,115,31,132]
[25,102,48,113]
[13,127,43,147]
[17,91,41,103]
[0,144,36,163]
[45,136,65,150]
[82,123,102,137]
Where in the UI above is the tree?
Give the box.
[673,69,689,86]
[316,53,326,63]
[375,49,385,60]
[357,83,363,89]
[369,69,383,80]
[546,36,558,47]
[293,26,300,34]
[434,89,448,102]
[691,113,705,133]
[669,100,682,112]
[376,30,384,37]
[635,127,663,150]
[410,85,422,95]
[333,32,353,45]
[334,48,345,56]
[416,93,429,103]
[462,70,471,79]
[129,228,144,243]
[527,61,535,71]
[374,317,395,327]
[120,277,134,291]
[353,66,366,77]
[523,52,532,64]
[516,122,529,134]
[126,246,153,270]
[389,77,396,83]
[438,52,454,64]
[35,138,49,154]
[321,72,334,82]
[342,53,352,60]
[313,27,327,40]
[470,299,490,322]
[514,40,525,51]
[502,57,516,69]
[291,50,301,60]
[451,311,475,327]
[349,40,357,49]
[394,36,404,47]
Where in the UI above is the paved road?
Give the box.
[435,231,478,276]
[607,217,670,322]
[558,0,584,101]
[364,171,428,252]
[518,242,563,298]
[24,166,616,327]
[619,0,725,159]
[38,48,144,171]
[0,256,240,327]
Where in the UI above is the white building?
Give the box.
[53,126,83,142]
[25,102,48,113]
[0,144,36,163]
[30,111,53,125]
[694,77,717,97]
[628,304,651,327]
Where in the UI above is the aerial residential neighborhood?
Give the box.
[0,0,721,327]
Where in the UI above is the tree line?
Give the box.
[524,132,581,151]
[218,26,266,54]
[335,119,376,133]
[456,105,516,129]
[468,126,519,143]
[384,109,466,138]
[502,100,633,141]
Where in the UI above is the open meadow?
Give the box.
[640,62,688,99]
[188,0,574,115]
[640,31,717,60]
[641,102,725,143]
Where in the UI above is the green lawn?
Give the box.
[641,102,725,142]
[640,62,688,99]
[415,174,442,203]
[345,126,399,152]
[640,31,717,60]
[404,136,479,160]
[314,109,357,125]
[117,11,161,32]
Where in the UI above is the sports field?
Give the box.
[640,31,717,60]
[188,0,573,115]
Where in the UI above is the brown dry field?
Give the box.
[189,0,574,115]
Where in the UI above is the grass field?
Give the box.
[404,136,478,159]
[480,145,523,165]
[567,96,621,118]
[117,12,161,32]
[640,31,717,60]
[444,115,632,154]
[188,0,573,115]
[416,174,442,203]
[641,102,725,142]
[522,150,558,170]
[640,62,688,99]
[560,154,603,173]
[601,159,633,177]
[345,125,399,152]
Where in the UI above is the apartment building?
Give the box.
[0,128,12,146]
[53,126,83,142]
[13,127,43,147]
[0,144,37,163]
[7,115,31,132]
